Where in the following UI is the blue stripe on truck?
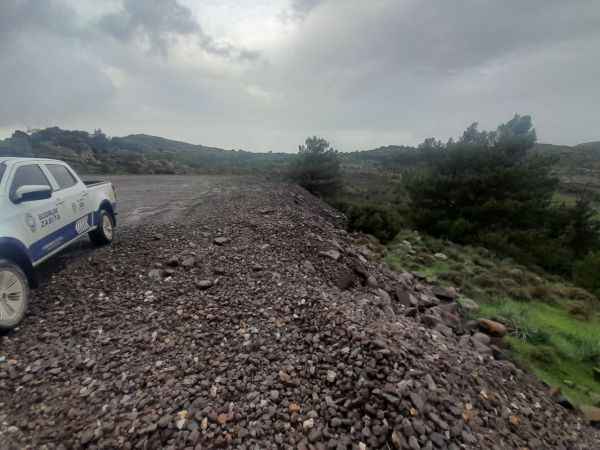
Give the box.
[30,212,94,262]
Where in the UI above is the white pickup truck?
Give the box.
[0,158,117,330]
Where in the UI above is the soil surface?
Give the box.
[1,176,598,449]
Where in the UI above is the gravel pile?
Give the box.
[1,180,598,449]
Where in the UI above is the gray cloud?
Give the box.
[98,0,259,59]
[282,0,323,20]
[0,0,78,37]
[1,0,599,150]
[98,0,200,55]
[0,0,114,127]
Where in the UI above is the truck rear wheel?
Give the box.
[0,260,29,331]
[90,210,115,246]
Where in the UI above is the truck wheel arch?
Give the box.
[0,238,37,288]
[98,200,116,226]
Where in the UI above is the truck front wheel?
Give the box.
[90,209,115,246]
[0,260,29,331]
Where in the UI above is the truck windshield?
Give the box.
[0,163,5,185]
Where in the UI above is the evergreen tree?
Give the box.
[290,136,341,196]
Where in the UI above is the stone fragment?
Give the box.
[303,418,314,431]
[458,297,480,313]
[148,269,163,280]
[166,257,179,267]
[478,319,507,337]
[182,256,196,268]
[472,332,491,345]
[289,403,301,413]
[196,279,213,290]
[319,250,341,261]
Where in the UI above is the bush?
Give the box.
[290,136,341,197]
[344,204,403,243]
[438,270,466,286]
[573,252,600,299]
[566,302,593,321]
[527,345,558,366]
[528,285,553,301]
[404,115,600,284]
[506,286,533,302]
[472,273,498,289]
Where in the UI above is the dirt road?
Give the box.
[91,175,264,226]
[0,176,597,449]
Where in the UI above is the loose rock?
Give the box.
[478,318,508,337]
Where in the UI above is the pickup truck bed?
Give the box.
[83,180,111,187]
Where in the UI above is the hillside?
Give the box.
[0,128,292,175]
[533,142,600,196]
[344,141,600,176]
[336,141,600,213]
[2,127,598,188]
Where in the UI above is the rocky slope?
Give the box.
[0,180,598,449]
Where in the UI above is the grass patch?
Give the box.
[552,191,577,207]
[386,230,600,406]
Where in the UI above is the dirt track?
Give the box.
[93,175,263,226]
[0,176,598,449]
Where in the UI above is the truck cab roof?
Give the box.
[0,157,68,165]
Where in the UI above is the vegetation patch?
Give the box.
[386,230,600,406]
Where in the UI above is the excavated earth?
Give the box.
[0,176,598,450]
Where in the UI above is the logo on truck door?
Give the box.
[38,208,61,228]
[25,213,37,233]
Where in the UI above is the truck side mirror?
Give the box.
[14,185,52,203]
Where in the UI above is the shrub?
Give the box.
[562,286,598,303]
[344,204,403,243]
[527,345,558,366]
[438,270,466,286]
[449,261,465,271]
[566,302,593,321]
[498,276,518,288]
[290,136,341,196]
[473,256,496,269]
[472,273,498,289]
[573,252,600,299]
[528,285,553,301]
[506,286,533,302]
[404,115,600,282]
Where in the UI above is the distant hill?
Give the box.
[0,127,292,175]
[341,141,600,190]
[1,127,598,194]
[111,134,222,154]
[532,142,600,195]
[340,145,423,171]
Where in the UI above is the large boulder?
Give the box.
[478,319,508,337]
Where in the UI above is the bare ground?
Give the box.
[0,176,598,449]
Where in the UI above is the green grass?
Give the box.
[552,191,577,207]
[552,190,600,220]
[386,230,600,406]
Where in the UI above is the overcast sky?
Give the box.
[1,0,599,152]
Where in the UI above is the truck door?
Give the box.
[6,163,64,263]
[43,164,93,237]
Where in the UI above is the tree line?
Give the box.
[290,116,600,296]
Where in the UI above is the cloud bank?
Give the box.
[1,0,599,151]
